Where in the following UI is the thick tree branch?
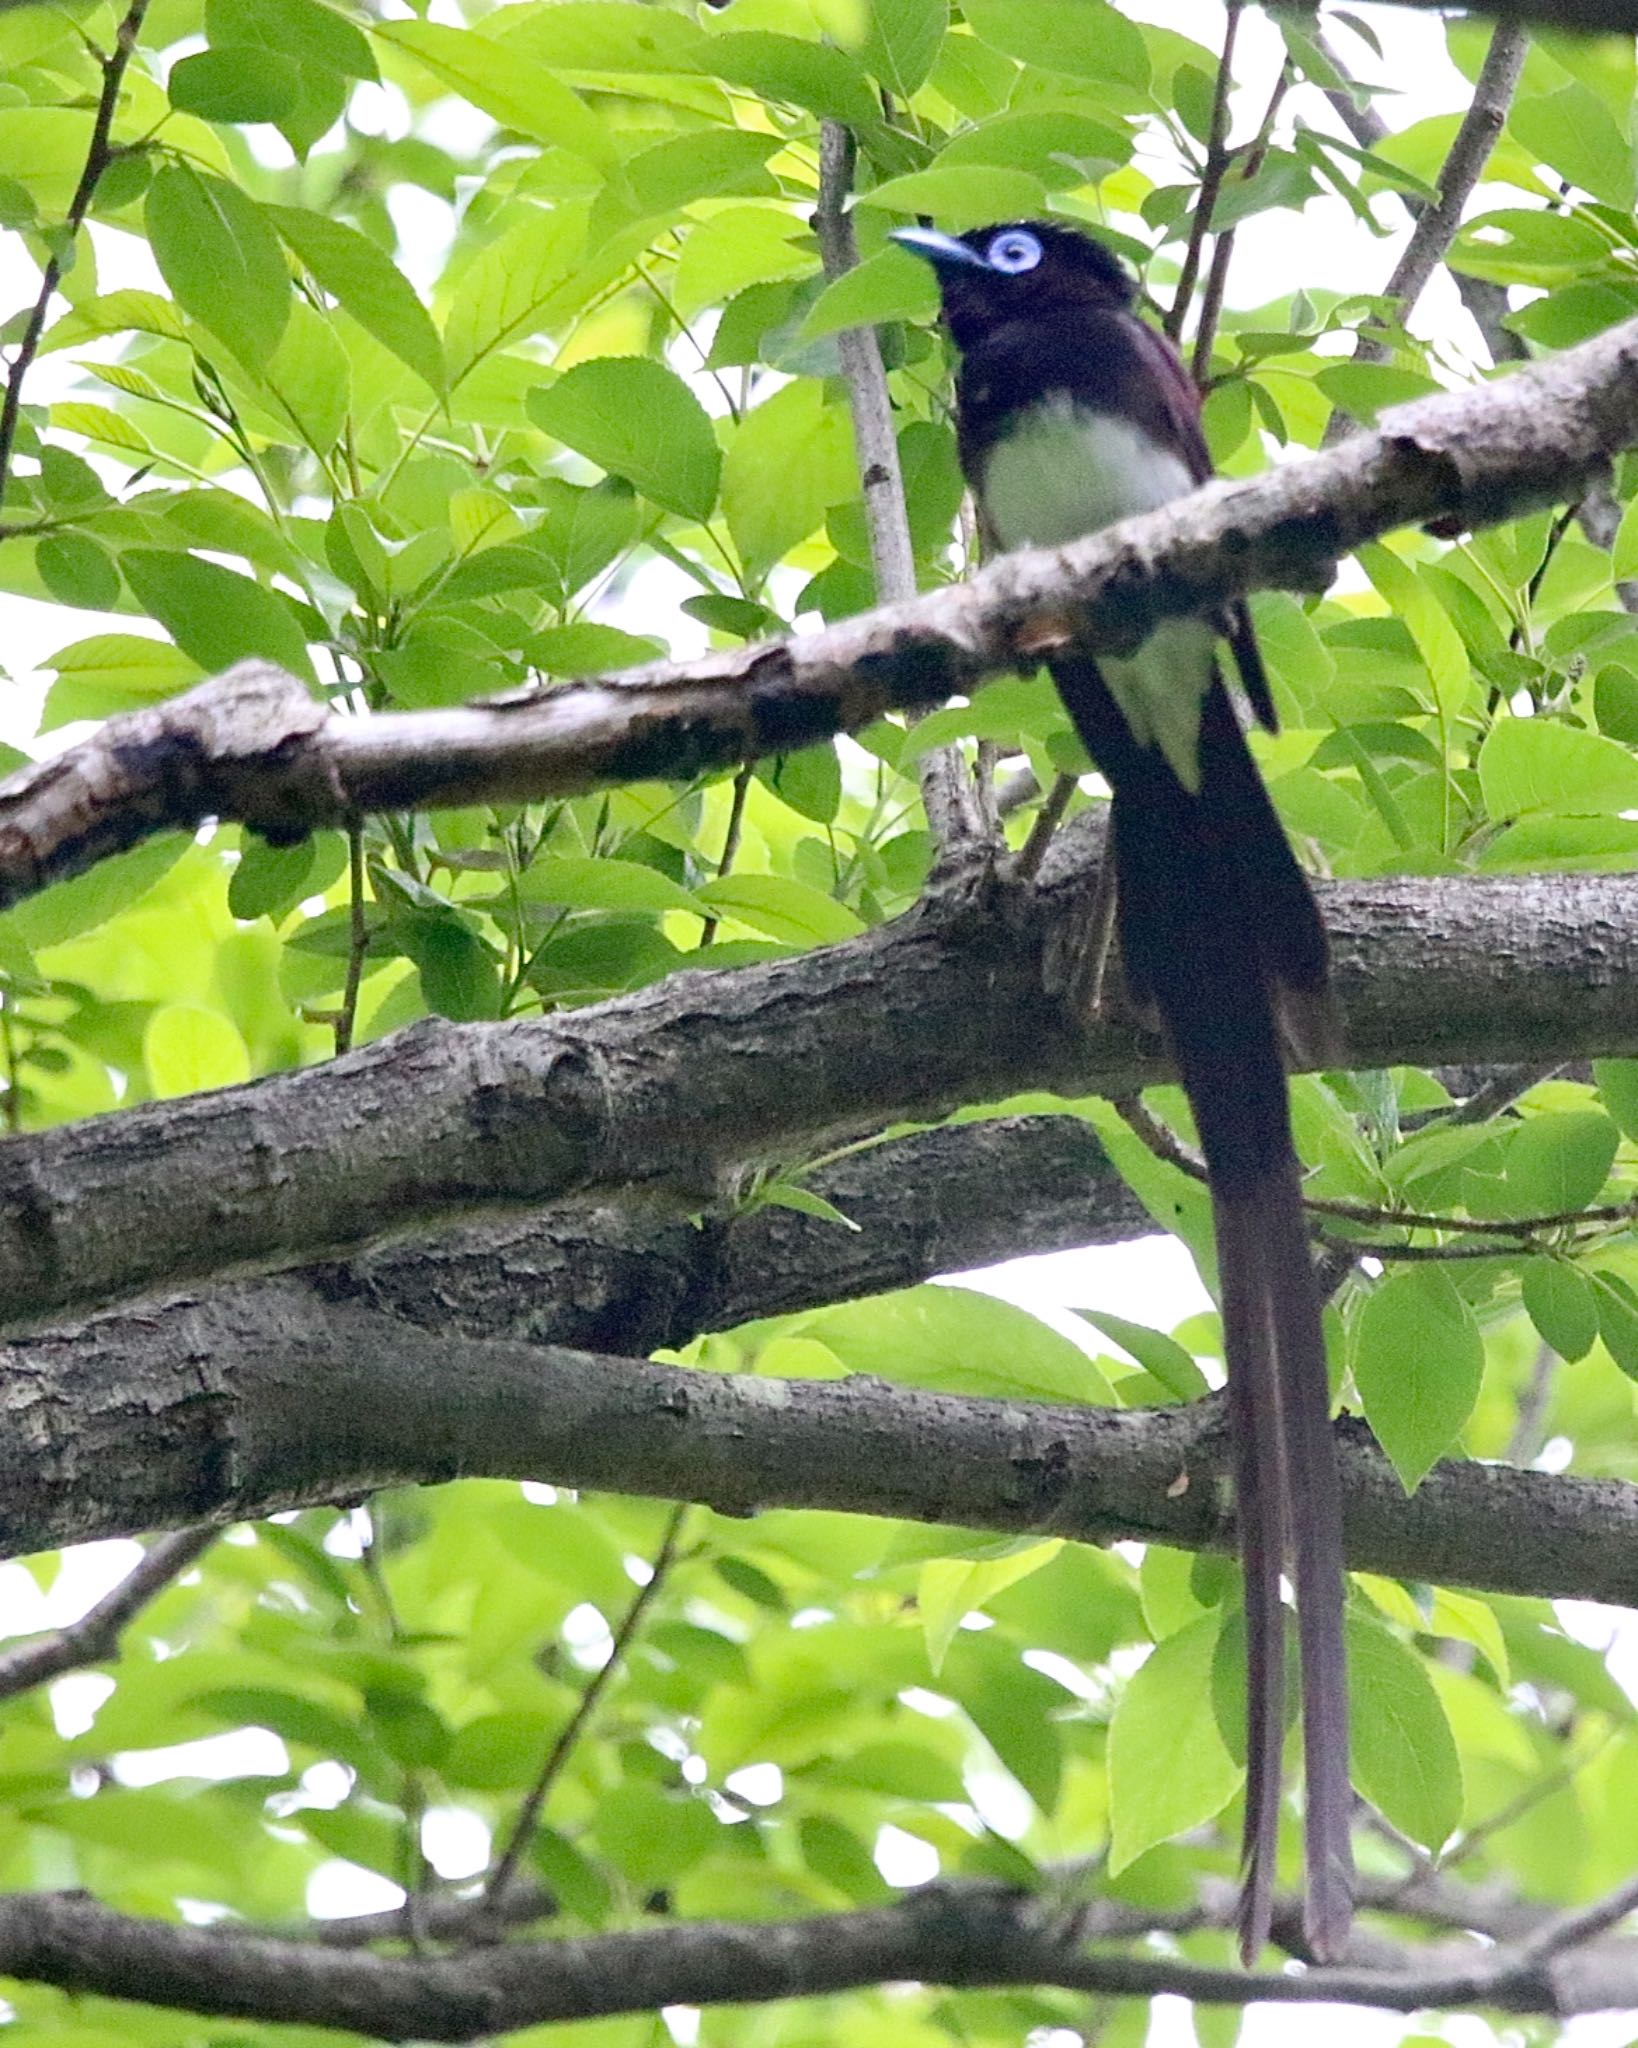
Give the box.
[3,1866,1638,2040]
[3,313,1638,907]
[2,839,1638,1333]
[11,1255,1638,1603]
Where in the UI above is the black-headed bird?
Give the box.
[893,218,1352,1965]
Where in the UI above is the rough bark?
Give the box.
[10,1258,1638,1602]
[3,312,1638,908]
[3,834,1638,1333]
[1,1868,1636,2040]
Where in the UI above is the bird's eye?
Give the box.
[986,230,1042,274]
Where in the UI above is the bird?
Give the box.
[891,218,1352,1965]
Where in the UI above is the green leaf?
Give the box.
[207,0,376,80]
[229,835,316,921]
[693,872,863,947]
[797,247,937,342]
[919,1541,1061,1673]
[935,106,1131,184]
[392,912,503,1021]
[1614,500,1638,582]
[1359,543,1468,717]
[1077,1310,1208,1401]
[1521,1256,1599,1364]
[266,205,444,394]
[1590,1269,1638,1379]
[690,32,879,127]
[36,533,119,612]
[1505,1110,1619,1215]
[169,46,300,123]
[1595,1057,1638,1143]
[516,854,704,919]
[791,1282,1111,1405]
[1347,1616,1462,1851]
[262,298,350,455]
[673,205,814,321]
[145,1003,253,1097]
[527,357,720,522]
[722,379,857,580]
[962,0,1148,86]
[593,1784,717,1891]
[1352,1266,1484,1492]
[0,834,188,953]
[376,21,619,172]
[1449,207,1612,285]
[145,163,292,372]
[756,1184,860,1233]
[860,0,948,97]
[1316,361,1441,424]
[856,166,1048,225]
[1510,81,1637,211]
[121,550,315,685]
[1478,715,1638,818]
[1108,1611,1237,1874]
[520,623,665,674]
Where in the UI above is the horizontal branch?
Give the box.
[1,1869,1634,2041]
[2,831,1636,1334]
[2,313,1637,908]
[11,1258,1638,1603]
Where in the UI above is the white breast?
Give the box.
[979,399,1195,552]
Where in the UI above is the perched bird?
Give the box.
[892,218,1352,1964]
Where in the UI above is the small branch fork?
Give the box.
[5,1861,1638,2037]
[0,0,151,499]
[1114,1090,1635,1263]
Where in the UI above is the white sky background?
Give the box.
[4,5,1635,2040]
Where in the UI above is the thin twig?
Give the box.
[484,1504,689,1905]
[1519,1872,1638,1966]
[0,0,151,498]
[1191,59,1294,383]
[335,823,368,1057]
[1166,0,1242,346]
[0,1526,216,1702]
[696,762,751,948]
[1012,773,1078,885]
[814,121,991,855]
[1116,1093,1634,1245]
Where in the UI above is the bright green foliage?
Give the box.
[4,0,1638,2038]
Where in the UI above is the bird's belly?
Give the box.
[979,402,1196,552]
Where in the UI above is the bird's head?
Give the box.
[890,219,1136,349]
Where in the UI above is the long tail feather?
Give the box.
[1050,651,1353,1963]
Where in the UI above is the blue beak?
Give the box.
[888,227,990,273]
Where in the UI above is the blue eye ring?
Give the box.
[987,229,1042,274]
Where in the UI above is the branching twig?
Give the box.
[1191,58,1293,382]
[0,1525,215,1701]
[0,0,150,498]
[1166,0,1242,346]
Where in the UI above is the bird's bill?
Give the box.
[888,226,989,272]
